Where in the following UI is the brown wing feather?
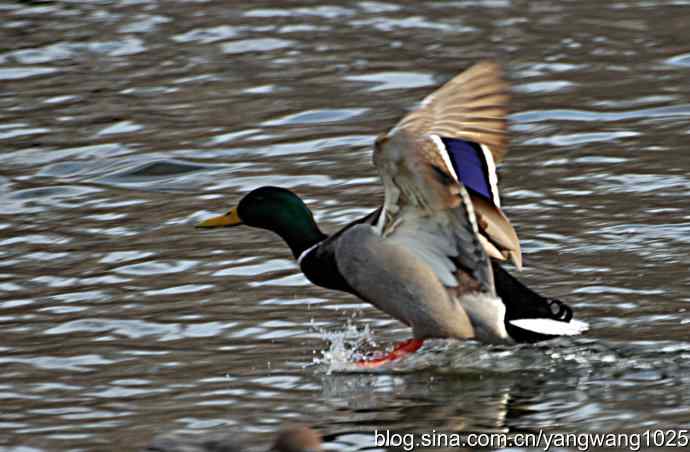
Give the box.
[388,61,509,163]
[471,194,522,270]
[376,61,522,270]
[375,129,495,294]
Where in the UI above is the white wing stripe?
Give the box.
[429,134,459,182]
[480,144,501,207]
[428,134,479,235]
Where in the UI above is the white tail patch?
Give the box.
[509,318,589,336]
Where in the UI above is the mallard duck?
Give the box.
[198,62,588,367]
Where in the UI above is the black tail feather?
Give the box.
[492,261,573,343]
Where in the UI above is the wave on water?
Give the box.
[312,325,633,376]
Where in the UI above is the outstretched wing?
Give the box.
[379,61,522,270]
[391,61,509,161]
[373,127,495,297]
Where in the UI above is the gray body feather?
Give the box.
[335,224,475,339]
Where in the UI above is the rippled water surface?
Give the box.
[2,0,690,450]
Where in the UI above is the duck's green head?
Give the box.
[196,186,326,258]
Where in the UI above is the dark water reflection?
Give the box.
[1,0,690,450]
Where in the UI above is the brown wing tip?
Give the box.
[423,61,510,163]
[468,60,503,77]
[463,61,509,162]
[509,249,523,271]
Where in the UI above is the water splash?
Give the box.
[313,330,625,376]
[312,321,379,374]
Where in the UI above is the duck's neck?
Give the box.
[270,211,327,260]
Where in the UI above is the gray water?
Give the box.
[1,0,690,450]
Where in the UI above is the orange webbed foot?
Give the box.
[355,338,424,368]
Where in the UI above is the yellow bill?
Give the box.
[196,208,242,228]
